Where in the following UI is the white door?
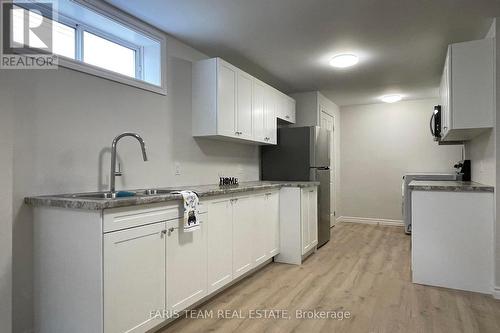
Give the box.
[265,191,280,257]
[252,194,268,265]
[103,222,166,333]
[301,189,311,255]
[252,80,266,142]
[320,110,335,227]
[207,198,233,294]
[264,89,277,144]
[166,217,207,313]
[236,71,253,139]
[217,60,237,137]
[308,187,318,247]
[232,196,255,278]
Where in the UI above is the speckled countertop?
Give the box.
[24,181,319,210]
[409,180,494,193]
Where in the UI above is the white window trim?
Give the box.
[18,0,167,95]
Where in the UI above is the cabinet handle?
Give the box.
[235,131,242,135]
[285,115,290,119]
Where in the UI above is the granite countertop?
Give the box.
[24,181,319,210]
[408,180,494,193]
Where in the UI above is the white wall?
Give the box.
[1,33,260,333]
[340,99,462,220]
[0,86,13,333]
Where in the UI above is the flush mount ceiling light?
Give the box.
[329,54,359,68]
[380,94,403,103]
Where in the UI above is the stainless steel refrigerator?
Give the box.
[261,126,331,247]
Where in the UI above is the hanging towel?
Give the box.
[177,191,200,232]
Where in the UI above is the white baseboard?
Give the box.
[492,287,500,299]
[337,216,404,227]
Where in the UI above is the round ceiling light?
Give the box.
[329,54,359,68]
[380,94,403,103]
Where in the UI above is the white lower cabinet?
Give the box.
[207,198,233,294]
[103,222,166,333]
[166,216,207,314]
[232,195,255,278]
[35,189,297,333]
[276,186,318,265]
[302,187,318,254]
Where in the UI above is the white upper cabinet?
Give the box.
[193,57,295,145]
[277,94,296,124]
[439,38,494,141]
[236,71,254,139]
[217,60,237,137]
[252,80,267,142]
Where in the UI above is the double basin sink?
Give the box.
[67,189,181,200]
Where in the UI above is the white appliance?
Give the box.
[402,173,459,234]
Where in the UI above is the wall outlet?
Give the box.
[174,162,181,176]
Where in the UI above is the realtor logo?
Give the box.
[1,0,58,69]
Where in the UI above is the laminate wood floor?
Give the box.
[159,223,500,333]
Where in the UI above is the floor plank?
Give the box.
[158,223,500,333]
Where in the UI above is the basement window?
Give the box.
[12,0,166,94]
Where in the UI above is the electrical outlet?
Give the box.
[175,162,181,176]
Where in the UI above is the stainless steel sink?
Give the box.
[65,189,182,200]
[68,192,118,199]
[135,189,181,196]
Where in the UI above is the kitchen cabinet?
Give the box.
[277,94,296,124]
[103,221,166,333]
[193,57,294,145]
[275,186,318,265]
[301,187,318,254]
[412,189,493,294]
[232,195,256,278]
[264,89,278,144]
[439,38,494,141]
[166,213,207,313]
[252,80,266,142]
[206,198,233,294]
[253,191,280,265]
[33,185,328,332]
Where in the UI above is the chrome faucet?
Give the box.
[110,132,148,193]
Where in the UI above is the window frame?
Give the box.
[13,0,166,95]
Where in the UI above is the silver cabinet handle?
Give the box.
[235,131,242,135]
[285,115,290,119]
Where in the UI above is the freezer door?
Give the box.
[310,127,330,168]
[311,168,331,247]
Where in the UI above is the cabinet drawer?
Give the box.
[103,203,182,233]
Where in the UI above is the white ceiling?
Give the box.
[105,0,499,106]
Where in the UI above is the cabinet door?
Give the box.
[253,194,268,265]
[264,89,277,144]
[252,80,266,142]
[236,71,253,139]
[217,60,237,137]
[308,188,318,247]
[232,196,255,278]
[440,49,451,138]
[104,222,166,333]
[166,217,207,313]
[301,189,311,255]
[266,191,280,257]
[207,198,233,294]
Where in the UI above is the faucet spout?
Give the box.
[110,132,148,193]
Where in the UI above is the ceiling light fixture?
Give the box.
[380,94,403,103]
[329,54,359,68]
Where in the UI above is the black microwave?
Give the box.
[430,105,441,141]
